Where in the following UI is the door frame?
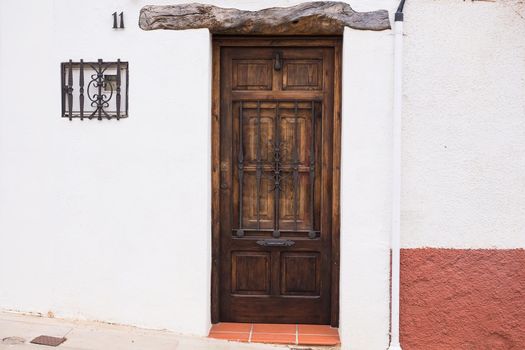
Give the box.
[211,36,342,327]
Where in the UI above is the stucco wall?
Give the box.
[402,0,525,249]
[0,0,397,348]
[1,0,524,349]
[0,0,213,337]
[340,25,393,350]
[401,248,525,350]
[400,2,525,348]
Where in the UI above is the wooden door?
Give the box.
[212,37,341,325]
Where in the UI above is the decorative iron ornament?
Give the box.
[234,100,319,239]
[61,59,129,120]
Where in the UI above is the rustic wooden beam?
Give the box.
[139,2,391,34]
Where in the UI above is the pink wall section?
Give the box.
[400,248,525,350]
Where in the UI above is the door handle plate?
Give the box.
[256,239,295,247]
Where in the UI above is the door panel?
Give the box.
[232,60,273,90]
[282,59,323,90]
[232,252,271,295]
[280,252,320,296]
[218,41,336,324]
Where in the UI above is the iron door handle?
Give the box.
[274,51,282,71]
[256,239,295,247]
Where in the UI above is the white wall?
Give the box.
[340,25,394,350]
[402,0,525,249]
[0,0,399,348]
[0,0,212,336]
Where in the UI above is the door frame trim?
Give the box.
[211,36,342,326]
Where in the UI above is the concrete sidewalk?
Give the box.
[0,312,289,350]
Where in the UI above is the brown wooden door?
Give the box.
[215,38,340,325]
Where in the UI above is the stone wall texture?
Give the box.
[400,248,525,350]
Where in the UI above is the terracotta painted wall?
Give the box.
[400,249,525,350]
[400,1,525,349]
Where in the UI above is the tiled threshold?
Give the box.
[209,323,340,346]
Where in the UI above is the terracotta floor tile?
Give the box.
[209,322,252,333]
[298,324,339,336]
[252,323,297,334]
[298,334,341,346]
[208,332,250,342]
[251,333,297,344]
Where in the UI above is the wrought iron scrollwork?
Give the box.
[87,59,113,119]
[61,59,129,120]
[272,103,283,238]
[234,100,319,239]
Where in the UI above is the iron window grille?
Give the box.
[61,59,129,120]
[233,100,319,240]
